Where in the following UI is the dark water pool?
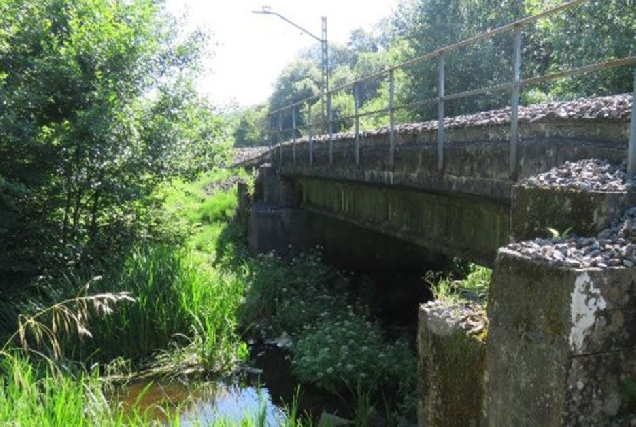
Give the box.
[115,345,352,425]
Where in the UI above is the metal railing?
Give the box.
[265,0,636,178]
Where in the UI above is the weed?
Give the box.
[547,226,573,239]
[430,262,491,304]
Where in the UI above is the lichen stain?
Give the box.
[570,272,607,353]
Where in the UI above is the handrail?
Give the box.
[267,0,590,118]
[265,0,636,177]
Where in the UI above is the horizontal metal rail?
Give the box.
[265,0,636,176]
[269,56,635,135]
[521,57,636,87]
[267,0,590,118]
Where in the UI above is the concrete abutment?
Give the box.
[243,158,636,426]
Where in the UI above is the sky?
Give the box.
[165,0,399,107]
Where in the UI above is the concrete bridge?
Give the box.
[237,93,636,426]
[241,94,635,268]
[235,2,636,420]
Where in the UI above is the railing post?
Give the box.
[354,83,360,167]
[328,92,333,166]
[267,114,273,162]
[389,70,396,169]
[437,52,445,173]
[628,61,636,175]
[292,107,297,166]
[510,24,522,180]
[308,103,313,167]
[278,110,283,166]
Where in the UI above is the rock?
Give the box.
[318,411,353,426]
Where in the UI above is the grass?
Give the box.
[429,260,492,304]
[0,166,421,425]
[4,245,248,372]
[0,355,123,426]
[0,168,256,425]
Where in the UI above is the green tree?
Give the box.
[0,0,226,283]
[232,105,268,147]
[267,58,322,140]
[537,0,636,98]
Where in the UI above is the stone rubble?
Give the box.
[232,146,271,166]
[520,159,636,192]
[422,300,487,337]
[509,158,636,269]
[378,93,633,136]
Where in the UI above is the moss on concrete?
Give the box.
[511,185,635,241]
[419,303,487,427]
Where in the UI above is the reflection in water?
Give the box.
[180,385,286,426]
[114,345,352,425]
[116,380,286,425]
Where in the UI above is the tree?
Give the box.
[267,59,322,141]
[0,0,226,282]
[232,105,268,147]
[537,0,636,98]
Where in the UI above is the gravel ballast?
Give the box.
[510,158,636,269]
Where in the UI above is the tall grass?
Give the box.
[89,246,246,369]
[430,261,492,304]
[0,355,122,426]
[0,169,252,372]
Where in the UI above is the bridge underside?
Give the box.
[298,178,509,266]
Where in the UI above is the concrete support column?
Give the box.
[259,163,301,207]
[247,164,306,257]
[484,249,636,425]
[418,301,487,427]
[511,184,636,242]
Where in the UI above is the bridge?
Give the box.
[236,0,636,425]
[239,93,636,426]
[243,94,634,267]
[238,0,636,268]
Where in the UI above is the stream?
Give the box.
[114,269,429,425]
[115,344,353,425]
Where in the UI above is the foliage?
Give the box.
[0,245,246,370]
[0,0,229,282]
[0,170,252,371]
[268,59,322,141]
[159,168,249,254]
[232,105,269,147]
[1,280,133,363]
[0,355,130,426]
[292,311,415,394]
[256,0,636,141]
[430,262,491,304]
[536,0,636,97]
[621,377,636,416]
[230,250,418,421]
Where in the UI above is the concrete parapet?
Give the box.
[418,301,487,427]
[485,249,636,426]
[511,186,636,241]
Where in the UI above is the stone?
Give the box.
[485,249,636,426]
